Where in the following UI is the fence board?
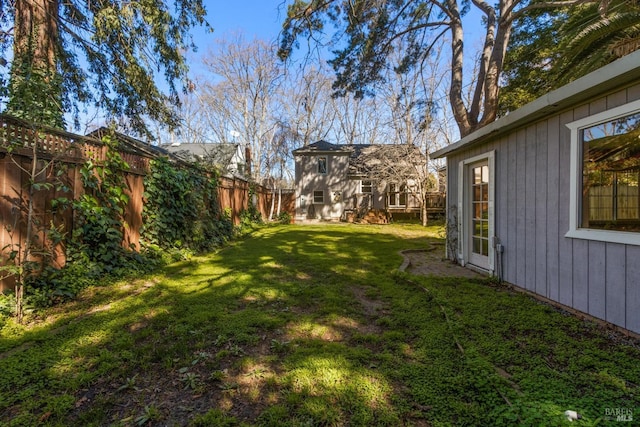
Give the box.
[1,116,296,291]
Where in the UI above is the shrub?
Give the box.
[277,211,292,224]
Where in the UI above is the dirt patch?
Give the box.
[350,286,388,334]
[400,244,483,279]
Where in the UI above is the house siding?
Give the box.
[446,82,640,334]
[294,152,357,220]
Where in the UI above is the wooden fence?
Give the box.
[0,116,294,291]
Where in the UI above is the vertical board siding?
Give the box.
[505,132,518,283]
[572,240,589,313]
[525,126,537,291]
[496,138,508,280]
[515,129,527,287]
[534,122,548,297]
[587,241,607,320]
[557,110,574,307]
[605,243,627,327]
[626,245,640,332]
[445,83,640,334]
[446,158,458,260]
[546,115,561,301]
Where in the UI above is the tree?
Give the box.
[264,121,297,220]
[279,0,602,137]
[200,35,284,182]
[553,0,640,86]
[280,63,338,146]
[351,144,434,225]
[499,8,565,114]
[500,0,640,114]
[0,119,74,322]
[1,0,208,136]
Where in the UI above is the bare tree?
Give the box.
[352,144,433,225]
[200,34,284,181]
[280,64,337,147]
[331,95,383,145]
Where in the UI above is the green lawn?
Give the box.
[1,223,638,426]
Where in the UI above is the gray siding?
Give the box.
[295,153,355,220]
[446,83,640,334]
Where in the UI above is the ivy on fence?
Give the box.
[72,135,131,268]
[141,157,234,254]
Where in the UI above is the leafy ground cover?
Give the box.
[0,223,638,426]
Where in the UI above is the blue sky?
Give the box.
[183,1,288,78]
[204,1,287,41]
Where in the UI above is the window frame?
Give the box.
[313,190,324,204]
[388,182,407,207]
[566,98,640,246]
[317,156,327,174]
[360,180,373,194]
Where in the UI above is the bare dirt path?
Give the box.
[400,244,483,279]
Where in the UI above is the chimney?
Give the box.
[245,144,252,176]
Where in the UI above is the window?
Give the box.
[313,190,324,204]
[360,180,372,194]
[567,99,640,245]
[318,157,327,174]
[388,183,407,207]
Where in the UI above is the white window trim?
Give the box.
[566,98,640,246]
[388,182,406,207]
[313,190,324,204]
[360,180,373,194]
[457,150,495,273]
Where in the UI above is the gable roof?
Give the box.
[293,140,425,177]
[161,142,241,165]
[292,140,353,155]
[431,50,640,159]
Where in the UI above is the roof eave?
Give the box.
[431,50,640,159]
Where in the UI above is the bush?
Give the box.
[277,211,292,224]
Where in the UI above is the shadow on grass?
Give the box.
[0,224,638,426]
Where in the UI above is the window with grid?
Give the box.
[313,190,324,204]
[581,111,640,232]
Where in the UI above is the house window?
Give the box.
[318,157,327,174]
[360,180,372,194]
[388,183,407,207]
[313,190,324,204]
[567,99,640,245]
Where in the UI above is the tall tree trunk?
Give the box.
[268,180,276,220]
[14,0,58,71]
[9,0,63,127]
[276,187,282,218]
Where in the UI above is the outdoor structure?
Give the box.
[161,142,250,178]
[431,51,640,335]
[293,140,444,223]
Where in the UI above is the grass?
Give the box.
[0,222,639,426]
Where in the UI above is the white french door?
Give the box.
[468,161,490,268]
[458,152,495,273]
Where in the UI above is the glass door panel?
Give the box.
[469,163,490,266]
